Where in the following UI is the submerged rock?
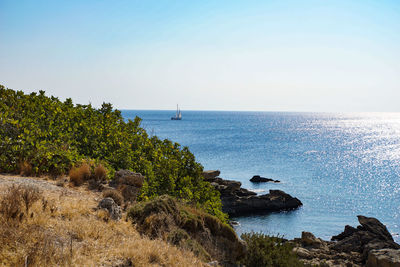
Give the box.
[250,175,280,183]
[202,170,302,216]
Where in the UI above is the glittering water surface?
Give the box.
[122,111,400,242]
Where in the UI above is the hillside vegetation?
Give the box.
[0,85,225,221]
[0,175,205,266]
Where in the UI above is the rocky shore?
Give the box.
[203,170,400,267]
[202,170,302,217]
[291,215,400,266]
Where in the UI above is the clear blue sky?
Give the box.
[1,0,399,111]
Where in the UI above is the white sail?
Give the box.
[171,104,182,120]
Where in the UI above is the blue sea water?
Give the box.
[121,110,400,242]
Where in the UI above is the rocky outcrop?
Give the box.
[202,170,302,217]
[366,249,400,267]
[250,175,280,183]
[292,216,400,267]
[292,231,363,266]
[330,215,400,260]
[98,197,122,221]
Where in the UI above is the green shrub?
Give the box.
[128,195,244,262]
[0,85,225,221]
[239,232,305,267]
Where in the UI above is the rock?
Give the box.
[332,225,358,241]
[293,216,400,267]
[110,170,144,202]
[366,249,400,267]
[357,215,394,242]
[98,197,122,221]
[202,171,302,216]
[111,170,144,188]
[207,261,219,266]
[330,216,400,261]
[250,175,278,183]
[221,189,302,217]
[301,232,324,248]
[202,170,221,181]
[293,247,313,259]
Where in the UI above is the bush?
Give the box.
[239,232,305,267]
[0,185,24,221]
[0,184,42,221]
[94,164,107,181]
[20,185,41,214]
[128,195,244,262]
[103,189,123,206]
[0,85,225,221]
[69,164,91,186]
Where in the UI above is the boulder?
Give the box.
[293,247,313,259]
[202,170,221,181]
[366,249,400,267]
[301,232,324,248]
[110,170,144,202]
[250,175,279,183]
[330,216,400,261]
[98,197,122,221]
[332,225,358,241]
[357,215,394,242]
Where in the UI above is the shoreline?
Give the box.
[203,170,400,266]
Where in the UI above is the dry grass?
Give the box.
[94,164,107,181]
[69,163,91,186]
[103,189,124,206]
[0,177,205,267]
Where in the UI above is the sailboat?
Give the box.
[171,104,182,120]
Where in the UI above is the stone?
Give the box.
[109,170,144,202]
[357,215,394,242]
[332,225,358,241]
[98,197,122,221]
[110,170,145,188]
[293,247,313,259]
[202,170,221,181]
[301,231,324,248]
[366,249,400,267]
[250,175,275,183]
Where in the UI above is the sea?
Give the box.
[121,110,400,243]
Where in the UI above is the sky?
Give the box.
[1,0,399,112]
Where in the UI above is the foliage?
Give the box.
[128,195,243,262]
[0,84,225,220]
[239,232,305,267]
